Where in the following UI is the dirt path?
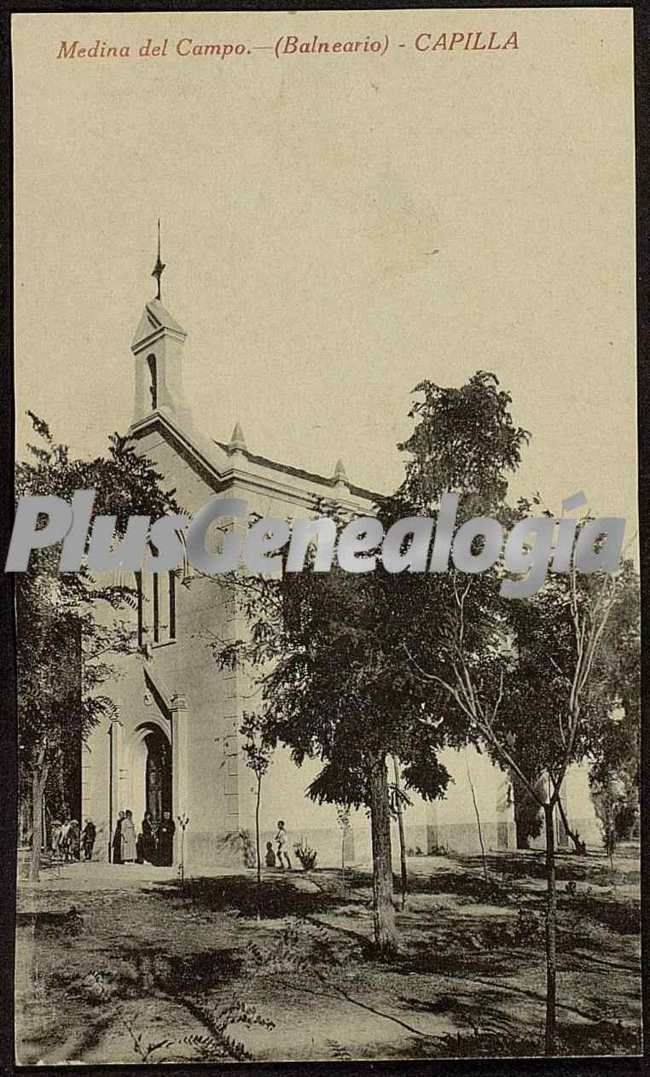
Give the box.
[15,852,642,1064]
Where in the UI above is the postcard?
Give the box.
[11,8,640,1065]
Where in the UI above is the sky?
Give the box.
[12,8,637,534]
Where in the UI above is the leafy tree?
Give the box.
[395,371,530,513]
[400,526,633,1055]
[210,363,636,1019]
[15,414,178,880]
[406,563,624,1055]
[511,772,545,849]
[215,553,452,955]
[586,566,640,855]
[384,372,637,1054]
[240,711,273,900]
[502,554,639,856]
[213,372,530,955]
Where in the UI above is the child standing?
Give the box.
[275,820,291,870]
[265,841,276,868]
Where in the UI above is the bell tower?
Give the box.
[131,223,190,425]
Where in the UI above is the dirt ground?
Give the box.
[15,847,641,1064]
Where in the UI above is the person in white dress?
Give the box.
[121,809,137,863]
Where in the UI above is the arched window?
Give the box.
[147,354,158,409]
[139,548,178,647]
[168,570,177,640]
[153,572,160,643]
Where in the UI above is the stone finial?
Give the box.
[228,421,247,453]
[333,458,348,485]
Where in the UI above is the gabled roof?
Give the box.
[213,439,380,502]
[132,298,187,349]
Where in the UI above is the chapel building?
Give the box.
[82,283,601,869]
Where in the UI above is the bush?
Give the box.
[215,830,256,868]
[481,907,543,949]
[293,839,318,871]
[576,895,640,935]
[237,829,256,869]
[514,906,543,944]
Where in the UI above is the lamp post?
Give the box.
[177,813,190,889]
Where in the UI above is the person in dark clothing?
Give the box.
[265,841,276,868]
[141,812,157,864]
[81,819,96,861]
[158,811,175,866]
[112,811,124,864]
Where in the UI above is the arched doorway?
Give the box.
[128,722,172,834]
[144,727,172,822]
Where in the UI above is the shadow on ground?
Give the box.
[150,872,369,920]
[461,850,640,886]
[15,850,642,1064]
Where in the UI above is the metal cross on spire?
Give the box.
[151,218,166,301]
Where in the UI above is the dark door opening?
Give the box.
[145,728,172,825]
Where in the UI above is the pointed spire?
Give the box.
[151,218,166,301]
[228,421,247,453]
[333,458,348,484]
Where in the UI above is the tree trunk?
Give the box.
[392,757,408,909]
[556,795,583,854]
[108,721,114,862]
[368,754,399,955]
[544,802,558,1055]
[255,775,262,888]
[254,774,263,922]
[30,766,48,883]
[466,757,488,881]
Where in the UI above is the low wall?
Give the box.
[428,820,517,855]
[178,819,514,871]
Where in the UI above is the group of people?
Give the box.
[50,818,96,862]
[50,813,285,872]
[265,820,292,870]
[112,809,175,866]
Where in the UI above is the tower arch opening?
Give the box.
[127,721,172,834]
[147,354,158,409]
